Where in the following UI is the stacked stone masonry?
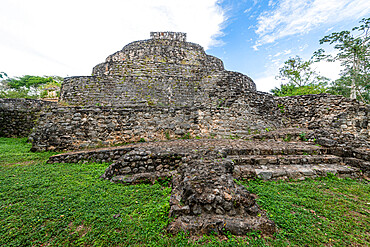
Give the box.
[30,93,369,152]
[276,94,369,140]
[150,31,187,41]
[31,90,283,151]
[61,31,254,107]
[32,33,367,151]
[0,99,56,137]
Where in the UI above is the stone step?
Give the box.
[224,144,328,156]
[229,154,342,166]
[233,163,361,181]
[246,128,314,141]
[343,157,370,176]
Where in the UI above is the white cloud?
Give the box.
[299,44,308,52]
[254,0,370,47]
[312,60,342,81]
[254,58,342,93]
[0,0,225,77]
[243,8,252,14]
[254,75,278,92]
[273,49,291,57]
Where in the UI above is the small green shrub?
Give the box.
[229,134,240,140]
[283,134,292,142]
[181,132,191,139]
[165,131,171,140]
[299,132,307,141]
[277,104,285,113]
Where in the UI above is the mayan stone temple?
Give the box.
[0,32,369,235]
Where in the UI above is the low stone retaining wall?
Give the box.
[0,98,56,137]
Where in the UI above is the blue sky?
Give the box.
[1,0,369,92]
[209,0,369,91]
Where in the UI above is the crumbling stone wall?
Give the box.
[26,32,370,151]
[61,70,255,107]
[150,31,187,41]
[30,90,370,152]
[30,91,282,151]
[0,99,55,137]
[276,94,369,140]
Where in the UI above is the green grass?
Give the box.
[0,138,57,165]
[0,137,369,246]
[243,177,370,246]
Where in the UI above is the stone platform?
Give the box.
[47,136,368,235]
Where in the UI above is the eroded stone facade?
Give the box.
[60,32,254,107]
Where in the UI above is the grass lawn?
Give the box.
[0,137,369,246]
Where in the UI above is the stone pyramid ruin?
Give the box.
[1,32,369,235]
[60,32,255,107]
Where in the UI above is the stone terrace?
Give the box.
[47,136,368,235]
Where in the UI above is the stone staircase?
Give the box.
[227,128,366,180]
[48,138,365,181]
[230,153,360,181]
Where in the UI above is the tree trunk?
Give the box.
[350,56,357,100]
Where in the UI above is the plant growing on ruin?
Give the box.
[228,134,240,140]
[277,104,285,113]
[299,132,307,141]
[283,134,292,142]
[181,132,191,139]
[165,131,171,140]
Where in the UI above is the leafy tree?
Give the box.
[0,72,7,79]
[39,77,62,99]
[275,56,330,87]
[0,75,62,99]
[314,17,369,103]
[272,56,330,96]
[271,82,328,97]
[5,75,54,90]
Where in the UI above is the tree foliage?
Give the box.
[275,56,329,87]
[0,75,62,99]
[271,82,328,97]
[273,18,369,103]
[5,75,55,90]
[272,56,330,96]
[313,17,369,103]
[0,72,7,79]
